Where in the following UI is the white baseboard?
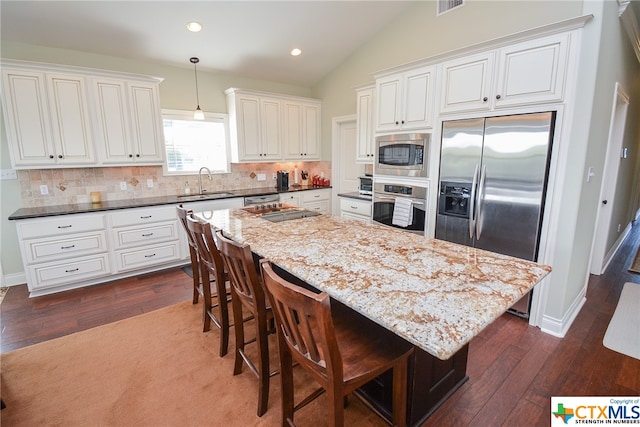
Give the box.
[1,272,26,288]
[600,222,632,274]
[540,285,587,337]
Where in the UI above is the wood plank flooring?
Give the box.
[1,224,639,425]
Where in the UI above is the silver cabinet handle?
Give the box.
[65,268,79,273]
[61,244,76,249]
[140,215,152,219]
[141,233,154,237]
[57,225,72,229]
[144,253,156,258]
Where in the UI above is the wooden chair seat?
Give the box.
[186,215,233,357]
[260,261,414,427]
[215,230,277,417]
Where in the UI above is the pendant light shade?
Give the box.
[190,57,205,120]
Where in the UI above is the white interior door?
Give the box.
[590,82,630,274]
[331,115,361,215]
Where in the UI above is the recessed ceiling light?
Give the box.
[290,48,302,57]
[186,21,202,32]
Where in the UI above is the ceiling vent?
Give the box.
[438,0,464,15]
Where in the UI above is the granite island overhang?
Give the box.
[196,208,551,361]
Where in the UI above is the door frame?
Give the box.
[330,114,357,216]
[590,82,630,275]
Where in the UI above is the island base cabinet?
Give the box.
[356,344,469,426]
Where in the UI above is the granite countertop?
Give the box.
[197,208,551,360]
[8,185,331,220]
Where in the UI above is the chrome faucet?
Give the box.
[198,167,212,195]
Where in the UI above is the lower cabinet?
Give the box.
[280,188,331,214]
[339,197,371,223]
[15,204,186,297]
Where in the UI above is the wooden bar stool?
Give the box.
[260,260,414,427]
[186,215,232,357]
[176,204,202,304]
[215,230,277,417]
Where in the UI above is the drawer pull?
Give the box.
[141,233,154,237]
[140,215,152,219]
[60,244,76,249]
[350,206,358,210]
[144,253,156,258]
[57,225,73,229]
[65,268,79,273]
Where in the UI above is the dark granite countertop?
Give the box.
[8,185,332,220]
[337,192,372,201]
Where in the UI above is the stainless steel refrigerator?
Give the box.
[435,112,555,318]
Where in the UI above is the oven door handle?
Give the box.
[374,196,425,205]
[475,164,487,240]
[469,163,479,240]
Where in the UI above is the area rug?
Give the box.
[629,247,640,274]
[0,301,386,426]
[603,282,640,360]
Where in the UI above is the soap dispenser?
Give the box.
[184,181,191,195]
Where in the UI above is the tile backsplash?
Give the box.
[18,161,331,208]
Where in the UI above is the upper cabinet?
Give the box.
[355,84,375,163]
[439,33,570,114]
[93,78,164,164]
[2,68,95,167]
[226,88,321,163]
[1,60,165,169]
[375,65,435,133]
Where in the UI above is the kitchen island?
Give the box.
[197,208,551,424]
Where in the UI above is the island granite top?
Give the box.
[197,208,551,360]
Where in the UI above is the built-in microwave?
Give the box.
[374,133,430,178]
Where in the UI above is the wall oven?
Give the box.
[373,180,428,235]
[374,133,430,177]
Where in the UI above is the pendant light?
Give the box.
[190,57,205,120]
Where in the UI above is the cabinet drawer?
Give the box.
[341,211,371,223]
[280,193,301,206]
[305,200,330,214]
[114,241,182,272]
[112,221,178,249]
[302,190,330,203]
[18,214,106,239]
[28,253,110,290]
[110,206,176,228]
[24,231,107,264]
[340,198,372,217]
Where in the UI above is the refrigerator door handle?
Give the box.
[476,164,487,240]
[469,163,480,239]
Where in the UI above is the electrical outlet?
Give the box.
[272,173,277,180]
[257,173,266,181]
[40,184,49,195]
[147,179,154,188]
[120,181,127,191]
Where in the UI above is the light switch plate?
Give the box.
[0,169,17,180]
[257,173,266,181]
[120,181,127,190]
[40,184,49,195]
[147,179,154,188]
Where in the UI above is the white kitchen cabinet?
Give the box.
[226,88,322,163]
[282,100,321,160]
[301,188,331,214]
[2,68,95,168]
[110,205,182,272]
[16,212,111,295]
[280,193,302,207]
[339,197,371,224]
[356,84,375,163]
[375,65,435,133]
[93,78,164,165]
[439,33,570,114]
[226,90,282,162]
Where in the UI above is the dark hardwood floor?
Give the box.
[1,223,639,425]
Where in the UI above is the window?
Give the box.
[162,109,230,175]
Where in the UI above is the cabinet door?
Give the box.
[402,66,434,130]
[494,34,569,108]
[302,103,320,159]
[375,75,402,132]
[46,73,95,165]
[260,98,282,160]
[235,95,262,161]
[356,86,375,163]
[282,100,303,159]
[2,70,56,166]
[93,78,132,164]
[440,52,495,114]
[280,193,302,207]
[128,82,164,163]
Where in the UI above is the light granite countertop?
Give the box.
[197,209,551,360]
